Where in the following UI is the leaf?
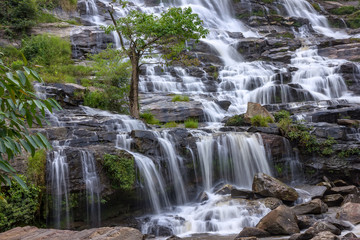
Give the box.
[13,175,28,191]
[37,133,52,150]
[16,70,27,86]
[0,195,7,204]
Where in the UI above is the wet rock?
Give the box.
[342,232,358,239]
[166,235,181,240]
[318,42,360,62]
[197,192,209,203]
[323,194,344,207]
[236,227,270,238]
[297,215,316,230]
[292,199,328,215]
[244,102,275,124]
[336,202,360,225]
[231,188,254,199]
[131,130,158,155]
[234,237,257,240]
[215,100,232,111]
[215,184,233,195]
[333,180,348,187]
[258,197,283,210]
[297,185,327,199]
[331,186,358,195]
[337,119,360,127]
[311,231,340,240]
[324,217,352,231]
[311,221,341,235]
[252,173,299,202]
[342,194,360,205]
[256,205,299,235]
[317,182,332,190]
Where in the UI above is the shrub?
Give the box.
[184,118,198,128]
[274,110,291,122]
[0,0,37,33]
[140,112,160,125]
[330,6,357,15]
[103,154,135,191]
[27,149,47,187]
[225,115,245,126]
[11,60,24,70]
[172,95,190,102]
[0,176,41,232]
[21,34,72,66]
[163,121,178,128]
[250,115,274,127]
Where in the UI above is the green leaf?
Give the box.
[16,70,27,86]
[13,175,28,191]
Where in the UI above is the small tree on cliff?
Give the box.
[104,4,208,118]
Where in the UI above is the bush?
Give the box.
[330,6,357,15]
[103,154,135,191]
[21,34,72,66]
[27,149,47,187]
[172,95,190,102]
[140,112,160,125]
[184,118,198,128]
[11,60,24,70]
[0,0,37,33]
[274,110,291,123]
[163,121,178,128]
[225,115,245,126]
[250,115,274,127]
[0,176,42,232]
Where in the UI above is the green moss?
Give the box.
[330,6,357,15]
[225,115,245,126]
[274,110,291,122]
[250,115,274,127]
[103,154,135,191]
[184,118,198,128]
[311,3,321,12]
[172,95,190,102]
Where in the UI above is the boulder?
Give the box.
[324,217,352,231]
[323,194,344,207]
[258,197,283,210]
[296,185,327,199]
[297,215,316,230]
[342,193,360,205]
[197,192,209,203]
[236,227,270,238]
[231,188,254,199]
[331,186,358,195]
[342,232,358,239]
[244,102,275,124]
[310,231,339,240]
[332,180,348,187]
[336,202,360,225]
[292,199,328,215]
[215,184,233,195]
[256,205,299,235]
[252,173,299,202]
[310,221,341,236]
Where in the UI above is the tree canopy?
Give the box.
[104,4,208,118]
[0,55,61,194]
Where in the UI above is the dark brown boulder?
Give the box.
[292,199,328,215]
[323,194,344,207]
[236,227,270,238]
[252,173,299,202]
[256,205,299,235]
[336,202,360,225]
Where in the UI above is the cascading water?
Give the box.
[48,141,71,229]
[80,150,101,227]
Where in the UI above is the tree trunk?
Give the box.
[129,54,140,118]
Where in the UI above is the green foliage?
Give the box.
[103,154,135,191]
[0,175,42,232]
[274,110,291,122]
[11,60,25,70]
[172,95,190,102]
[37,0,78,11]
[27,149,47,186]
[184,118,198,128]
[311,3,321,12]
[0,0,38,33]
[40,64,93,84]
[163,121,178,128]
[0,56,61,189]
[347,11,360,28]
[140,112,160,125]
[225,115,245,126]
[250,115,274,127]
[21,34,72,66]
[338,148,360,158]
[330,6,357,15]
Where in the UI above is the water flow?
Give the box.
[197,133,272,190]
[80,150,101,227]
[48,141,70,229]
[282,0,349,39]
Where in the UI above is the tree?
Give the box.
[0,54,61,199]
[104,4,208,118]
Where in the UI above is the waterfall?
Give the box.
[197,133,272,190]
[80,150,101,227]
[282,0,349,39]
[48,141,70,229]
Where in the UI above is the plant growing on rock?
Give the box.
[184,118,198,128]
[250,115,274,127]
[104,2,208,118]
[103,154,135,191]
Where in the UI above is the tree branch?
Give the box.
[108,8,126,53]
